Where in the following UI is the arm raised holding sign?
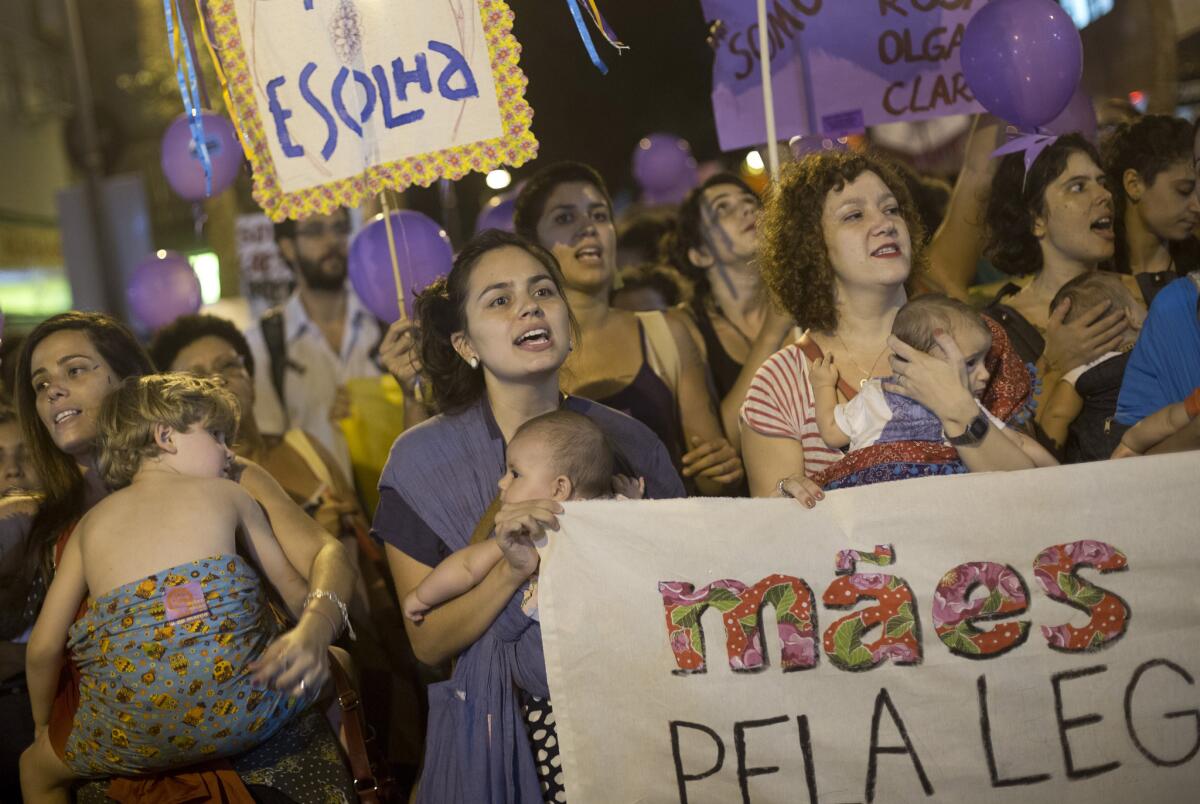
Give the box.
[922,114,1005,301]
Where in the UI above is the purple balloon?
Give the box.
[127,251,202,331]
[789,135,849,158]
[161,112,243,202]
[475,197,516,234]
[349,210,453,324]
[632,133,698,199]
[1044,85,1098,142]
[961,0,1083,130]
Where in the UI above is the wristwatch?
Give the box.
[947,412,990,447]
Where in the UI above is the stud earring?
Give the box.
[468,356,480,369]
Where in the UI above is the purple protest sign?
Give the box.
[702,0,987,152]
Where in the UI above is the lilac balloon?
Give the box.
[475,197,516,234]
[961,0,1083,129]
[632,133,698,198]
[161,112,242,202]
[349,210,453,324]
[641,179,697,207]
[127,251,202,331]
[789,135,849,158]
[1044,85,1098,142]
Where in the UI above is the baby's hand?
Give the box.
[402,591,430,623]
[810,354,839,389]
[612,474,645,500]
[1110,442,1139,460]
[497,528,541,578]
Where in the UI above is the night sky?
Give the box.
[505,1,723,192]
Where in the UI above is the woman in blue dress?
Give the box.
[372,230,684,803]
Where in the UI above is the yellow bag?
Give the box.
[337,375,407,516]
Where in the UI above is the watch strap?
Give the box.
[947,412,989,447]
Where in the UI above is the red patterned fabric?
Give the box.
[815,318,1033,490]
[814,441,961,489]
[979,314,1033,424]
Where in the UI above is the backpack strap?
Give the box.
[795,333,859,400]
[260,308,289,416]
[328,652,388,803]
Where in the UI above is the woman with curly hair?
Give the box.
[514,161,743,494]
[1103,115,1200,305]
[667,119,1004,451]
[983,134,1133,403]
[740,151,1043,501]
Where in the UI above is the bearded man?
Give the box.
[245,208,383,478]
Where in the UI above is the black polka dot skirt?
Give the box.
[519,689,567,803]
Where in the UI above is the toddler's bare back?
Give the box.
[77,475,249,599]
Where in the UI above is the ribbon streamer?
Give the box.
[583,1,628,52]
[992,130,1059,184]
[191,0,254,161]
[565,0,608,74]
[177,0,210,110]
[164,0,213,197]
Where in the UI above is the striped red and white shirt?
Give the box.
[740,343,844,479]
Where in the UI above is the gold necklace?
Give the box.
[834,333,891,389]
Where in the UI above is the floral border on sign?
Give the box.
[203,0,538,221]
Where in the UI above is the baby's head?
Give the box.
[1050,272,1146,349]
[892,294,993,397]
[98,373,239,488]
[499,411,615,504]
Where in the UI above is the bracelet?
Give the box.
[304,589,356,641]
[305,606,340,642]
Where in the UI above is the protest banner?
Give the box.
[201,0,537,220]
[702,0,987,151]
[538,452,1200,803]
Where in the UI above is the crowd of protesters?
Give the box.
[1,110,1198,802]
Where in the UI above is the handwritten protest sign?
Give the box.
[202,0,537,220]
[235,213,293,315]
[702,0,987,151]
[539,453,1200,803]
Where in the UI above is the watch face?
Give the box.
[949,413,988,446]
[969,414,989,440]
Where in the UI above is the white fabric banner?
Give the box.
[539,454,1200,804]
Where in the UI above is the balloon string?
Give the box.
[993,128,1057,195]
[178,0,209,109]
[379,191,407,321]
[192,201,208,238]
[190,0,254,161]
[176,0,210,194]
[164,0,212,196]
[564,0,608,74]
[583,1,628,51]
